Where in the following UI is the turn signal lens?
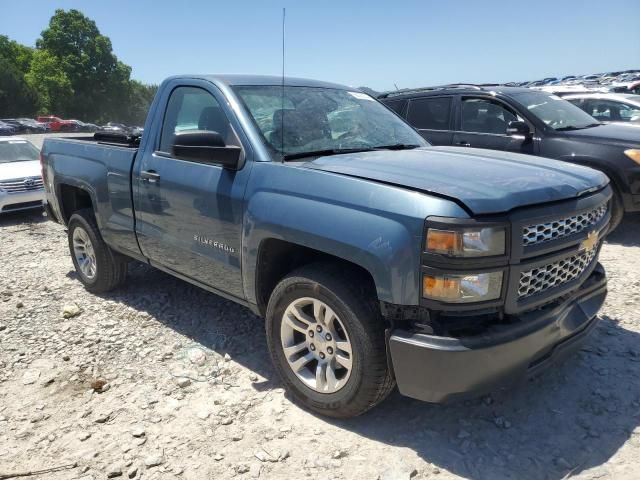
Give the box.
[423,272,503,303]
[426,229,461,254]
[426,227,505,257]
[624,149,640,165]
[423,275,461,300]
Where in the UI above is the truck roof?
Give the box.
[166,74,353,91]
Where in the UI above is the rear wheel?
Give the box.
[67,209,128,293]
[266,264,394,418]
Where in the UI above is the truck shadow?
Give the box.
[91,264,640,480]
[328,315,640,479]
[605,213,640,246]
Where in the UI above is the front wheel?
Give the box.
[67,209,128,293]
[265,264,394,418]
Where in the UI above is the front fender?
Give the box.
[241,165,468,306]
[245,192,418,305]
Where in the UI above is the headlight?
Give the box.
[426,226,506,257]
[624,149,640,165]
[423,271,503,303]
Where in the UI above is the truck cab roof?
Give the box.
[166,74,354,91]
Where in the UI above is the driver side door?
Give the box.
[453,96,537,154]
[133,82,252,299]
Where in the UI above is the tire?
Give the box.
[265,263,395,418]
[608,188,624,233]
[67,209,128,293]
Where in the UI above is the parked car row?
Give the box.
[0,116,102,135]
[1,118,50,134]
[35,116,100,133]
[0,115,146,136]
[507,69,640,94]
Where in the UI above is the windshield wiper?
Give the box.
[282,148,375,161]
[372,144,421,150]
[555,123,601,131]
[282,144,422,161]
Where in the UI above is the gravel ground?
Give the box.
[1,204,639,479]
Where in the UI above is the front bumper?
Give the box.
[388,263,606,403]
[0,189,46,213]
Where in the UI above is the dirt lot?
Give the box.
[1,205,639,480]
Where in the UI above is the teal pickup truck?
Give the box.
[42,75,611,417]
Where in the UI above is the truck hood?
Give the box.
[305,147,608,215]
[561,123,640,145]
[0,160,41,182]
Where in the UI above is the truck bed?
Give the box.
[42,136,141,258]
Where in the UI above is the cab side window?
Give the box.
[159,86,236,153]
[461,97,522,135]
[407,97,452,130]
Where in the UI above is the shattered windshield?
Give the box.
[233,85,427,159]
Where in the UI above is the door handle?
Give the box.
[457,141,471,147]
[141,170,160,183]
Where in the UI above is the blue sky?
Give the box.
[2,0,639,91]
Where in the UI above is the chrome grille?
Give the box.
[518,245,599,298]
[0,177,44,193]
[522,203,607,247]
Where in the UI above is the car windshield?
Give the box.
[511,91,601,130]
[233,85,427,159]
[0,140,40,164]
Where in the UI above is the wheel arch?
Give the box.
[254,238,379,317]
[58,183,96,225]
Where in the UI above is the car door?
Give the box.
[452,96,536,154]
[133,81,252,299]
[405,96,454,145]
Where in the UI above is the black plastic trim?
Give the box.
[389,264,606,403]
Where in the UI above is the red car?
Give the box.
[36,116,78,132]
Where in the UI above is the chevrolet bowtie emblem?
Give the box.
[580,230,599,253]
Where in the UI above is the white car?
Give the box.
[563,93,640,125]
[0,137,46,214]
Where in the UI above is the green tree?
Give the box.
[0,35,39,116]
[1,10,157,124]
[25,50,73,115]
[35,9,132,121]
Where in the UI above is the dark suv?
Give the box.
[379,84,640,229]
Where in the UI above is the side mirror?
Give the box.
[506,120,531,137]
[171,130,242,170]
